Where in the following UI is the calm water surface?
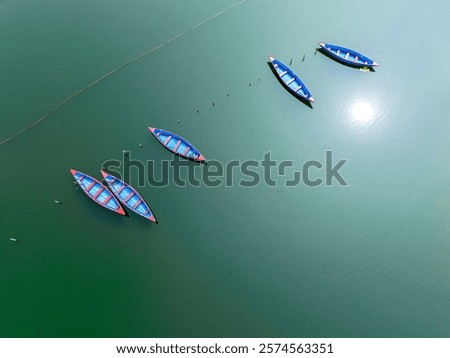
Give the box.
[1,0,450,337]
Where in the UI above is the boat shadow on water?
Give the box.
[316,48,376,72]
[267,62,313,109]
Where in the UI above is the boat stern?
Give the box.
[196,154,206,162]
[117,206,126,216]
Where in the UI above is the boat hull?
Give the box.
[148,127,205,162]
[101,171,157,223]
[318,43,379,67]
[269,56,315,103]
[70,169,125,215]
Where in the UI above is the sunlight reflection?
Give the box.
[351,100,376,124]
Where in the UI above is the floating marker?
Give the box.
[54,200,63,205]
[9,238,17,242]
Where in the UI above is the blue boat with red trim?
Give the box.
[101,170,157,223]
[70,169,125,216]
[269,56,315,103]
[318,43,379,68]
[148,127,205,162]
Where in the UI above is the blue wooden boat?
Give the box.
[70,169,125,216]
[101,171,157,223]
[148,127,206,162]
[318,43,379,68]
[269,56,315,103]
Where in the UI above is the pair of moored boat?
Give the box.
[71,169,157,222]
[71,126,206,221]
[270,42,379,103]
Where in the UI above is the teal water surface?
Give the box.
[1,0,450,337]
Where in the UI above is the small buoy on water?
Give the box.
[249,83,251,87]
[9,238,17,242]
[302,54,306,62]
[139,144,143,148]
[54,200,63,205]
[212,102,215,106]
[227,93,230,97]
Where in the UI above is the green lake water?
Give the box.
[1,0,450,337]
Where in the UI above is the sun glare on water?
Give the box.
[351,100,376,124]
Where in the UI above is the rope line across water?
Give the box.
[0,0,247,147]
